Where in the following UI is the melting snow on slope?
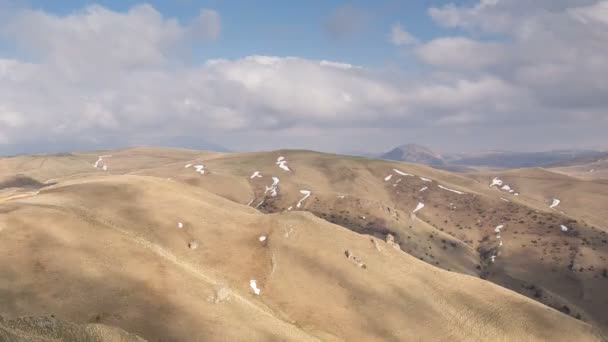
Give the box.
[437,185,465,195]
[490,177,503,187]
[393,169,413,176]
[259,235,267,242]
[494,225,504,233]
[264,177,280,197]
[177,222,184,229]
[297,190,311,208]
[250,171,262,179]
[276,156,290,171]
[249,280,261,295]
[420,186,428,192]
[420,177,432,182]
[194,165,205,174]
[561,225,569,232]
[413,202,425,213]
[384,174,393,181]
[501,185,511,191]
[550,198,560,209]
[93,155,112,169]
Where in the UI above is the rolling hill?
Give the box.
[0,147,606,341]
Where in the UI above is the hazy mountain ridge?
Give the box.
[380,144,607,169]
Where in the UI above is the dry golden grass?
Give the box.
[0,147,606,341]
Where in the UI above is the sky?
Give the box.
[0,0,607,155]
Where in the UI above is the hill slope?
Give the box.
[0,147,607,340]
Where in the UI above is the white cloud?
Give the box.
[415,37,505,69]
[191,9,221,40]
[0,2,606,154]
[569,1,608,24]
[390,24,417,46]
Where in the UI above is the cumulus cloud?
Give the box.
[417,0,608,126]
[0,2,606,154]
[415,37,505,69]
[390,24,417,46]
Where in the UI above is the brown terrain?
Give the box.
[0,147,606,341]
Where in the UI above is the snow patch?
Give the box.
[193,165,205,174]
[264,177,280,197]
[501,198,510,202]
[102,164,108,171]
[249,280,261,295]
[490,255,496,263]
[259,235,267,242]
[501,185,511,191]
[420,177,432,182]
[296,190,311,208]
[337,195,345,199]
[177,222,184,229]
[185,164,192,168]
[550,198,560,209]
[494,225,504,233]
[384,174,393,182]
[93,155,112,169]
[276,156,290,171]
[419,186,428,192]
[393,169,413,176]
[413,202,425,213]
[490,177,503,187]
[250,171,262,179]
[438,185,465,194]
[561,225,569,232]
[246,199,254,206]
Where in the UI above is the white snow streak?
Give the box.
[419,186,428,192]
[561,225,569,232]
[249,280,261,295]
[393,169,413,176]
[276,156,290,171]
[93,155,112,169]
[490,177,503,187]
[437,185,465,194]
[550,198,560,209]
[296,190,311,208]
[250,171,262,179]
[420,177,432,182]
[384,174,393,182]
[413,202,425,213]
[264,177,280,197]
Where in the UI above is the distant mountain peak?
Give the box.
[381,143,445,166]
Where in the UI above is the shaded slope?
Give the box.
[0,175,603,341]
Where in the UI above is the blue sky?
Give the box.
[0,0,607,154]
[20,0,453,66]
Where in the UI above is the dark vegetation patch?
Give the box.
[0,175,52,190]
